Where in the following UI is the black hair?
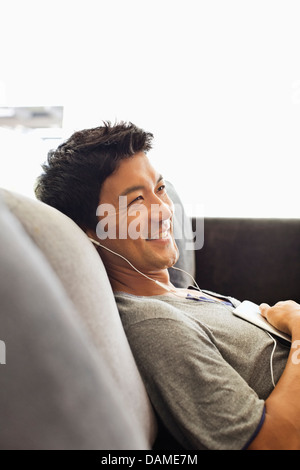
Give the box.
[35,121,153,230]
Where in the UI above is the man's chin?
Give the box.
[169,247,180,269]
[156,240,179,270]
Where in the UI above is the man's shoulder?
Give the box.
[114,292,185,328]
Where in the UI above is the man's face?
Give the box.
[96,152,179,273]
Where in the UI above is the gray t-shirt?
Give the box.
[114,289,290,450]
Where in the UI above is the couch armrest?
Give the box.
[0,196,148,450]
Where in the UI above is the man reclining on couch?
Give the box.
[35,121,300,450]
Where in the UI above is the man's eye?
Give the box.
[157,184,166,193]
[129,195,143,206]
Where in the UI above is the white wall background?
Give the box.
[1,0,300,217]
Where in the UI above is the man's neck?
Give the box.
[106,265,176,296]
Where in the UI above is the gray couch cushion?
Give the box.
[166,181,196,287]
[0,188,157,447]
[0,196,148,449]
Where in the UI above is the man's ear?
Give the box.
[85,228,97,240]
[84,229,103,254]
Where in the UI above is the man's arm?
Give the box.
[248,300,300,450]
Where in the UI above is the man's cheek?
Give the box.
[127,205,149,240]
[292,340,300,365]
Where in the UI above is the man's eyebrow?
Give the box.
[119,175,164,198]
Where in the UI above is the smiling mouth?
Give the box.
[146,230,171,241]
[146,221,172,241]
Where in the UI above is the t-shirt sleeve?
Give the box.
[125,317,265,450]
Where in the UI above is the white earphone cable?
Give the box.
[88,237,200,294]
[266,332,277,388]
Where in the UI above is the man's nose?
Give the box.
[149,195,174,223]
[160,200,173,222]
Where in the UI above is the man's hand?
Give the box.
[260,300,300,337]
[248,300,300,449]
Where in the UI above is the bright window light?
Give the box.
[1,0,300,218]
